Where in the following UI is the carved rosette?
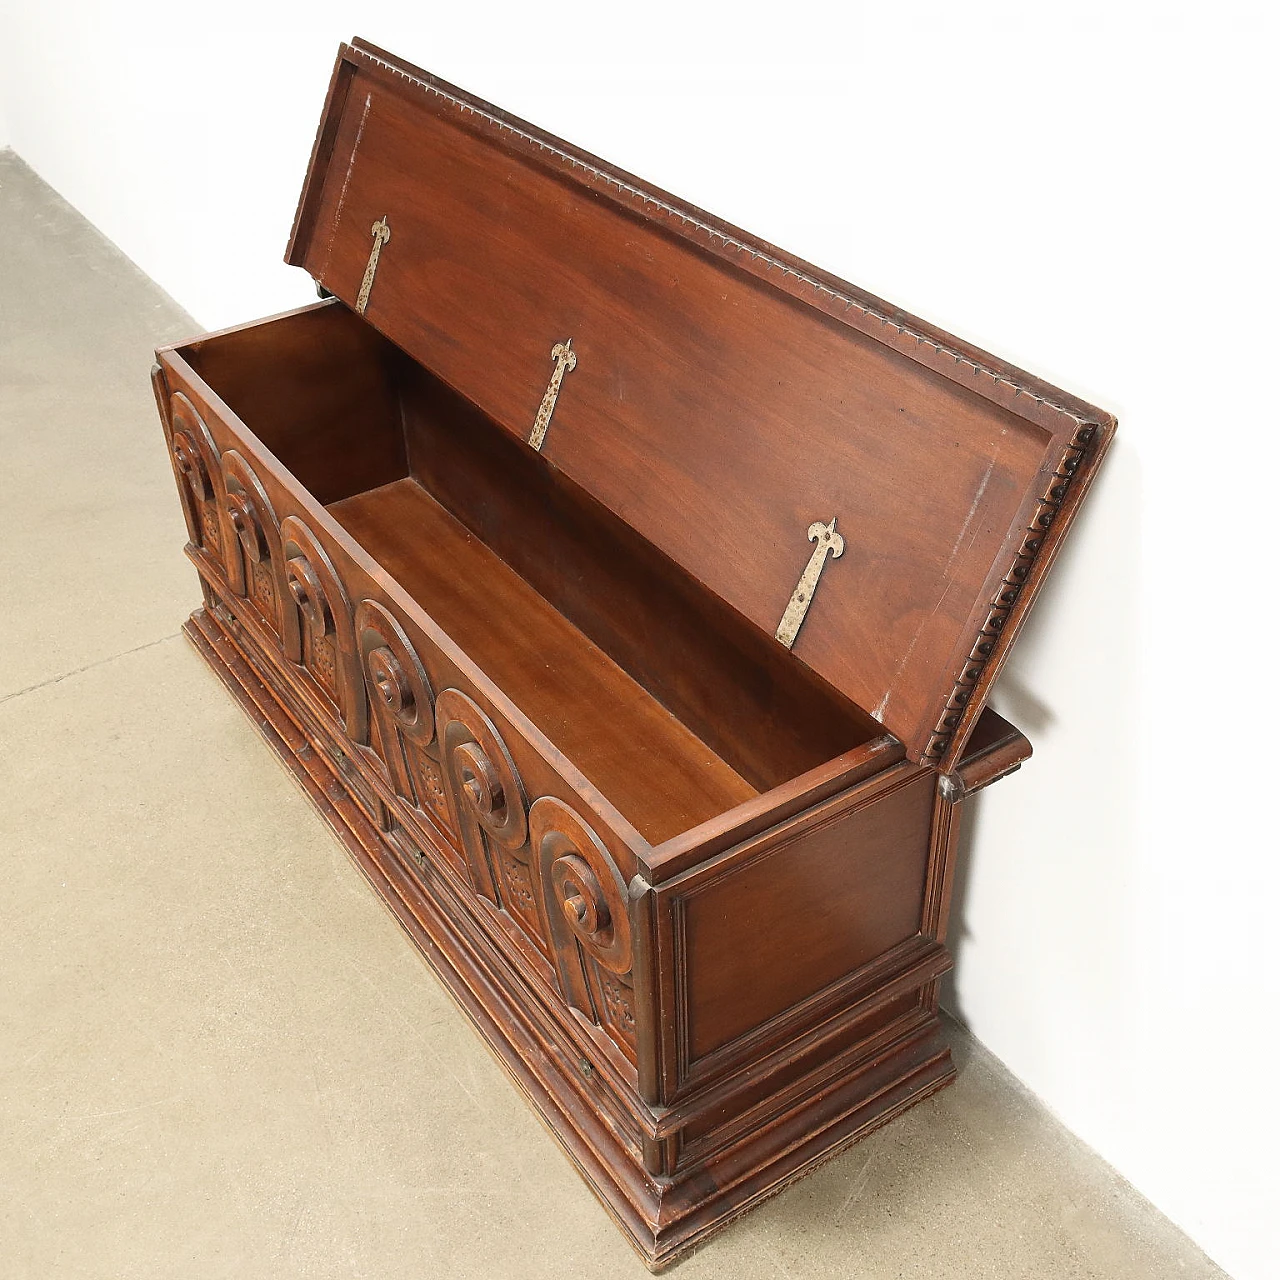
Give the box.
[220,450,284,632]
[923,424,1099,762]
[434,689,528,911]
[356,600,436,808]
[279,516,367,744]
[530,796,636,1051]
[168,393,226,562]
[414,756,450,824]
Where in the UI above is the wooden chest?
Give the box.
[151,39,1114,1269]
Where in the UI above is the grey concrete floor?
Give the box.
[0,149,1229,1280]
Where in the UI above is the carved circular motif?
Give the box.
[368,646,411,714]
[286,555,332,633]
[455,740,505,821]
[553,853,610,936]
[435,689,527,851]
[355,601,435,744]
[529,796,631,974]
[225,492,267,563]
[172,432,212,501]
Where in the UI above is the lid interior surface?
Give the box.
[287,40,1115,765]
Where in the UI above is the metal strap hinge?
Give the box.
[775,517,844,649]
[529,339,577,451]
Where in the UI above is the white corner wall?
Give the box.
[3,5,1276,1278]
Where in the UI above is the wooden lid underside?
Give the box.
[287,40,1115,766]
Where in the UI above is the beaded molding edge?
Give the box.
[921,423,1098,762]
[346,43,1106,435]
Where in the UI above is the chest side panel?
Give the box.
[656,769,936,1093]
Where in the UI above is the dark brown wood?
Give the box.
[287,39,1115,766]
[672,773,934,1067]
[181,302,405,505]
[152,40,1113,1271]
[396,358,880,791]
[951,705,1034,796]
[328,476,757,844]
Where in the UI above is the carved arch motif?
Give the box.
[220,450,284,631]
[278,515,367,744]
[355,600,437,808]
[434,689,528,911]
[530,796,636,1049]
[168,393,226,562]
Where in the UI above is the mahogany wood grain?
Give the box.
[192,596,964,1267]
[676,771,934,1063]
[182,301,876,796]
[149,35,1114,1270]
[288,40,1116,765]
[158,345,659,881]
[644,734,904,883]
[327,477,757,844]
[182,302,405,505]
[397,357,877,790]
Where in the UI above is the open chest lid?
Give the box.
[286,39,1116,769]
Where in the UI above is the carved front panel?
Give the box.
[530,796,637,1059]
[357,601,435,789]
[156,348,649,1092]
[435,688,529,914]
[353,599,470,877]
[168,392,227,568]
[279,516,367,744]
[159,364,644,1070]
[401,681,641,1060]
[221,449,285,637]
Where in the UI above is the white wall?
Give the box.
[4,4,1276,1277]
